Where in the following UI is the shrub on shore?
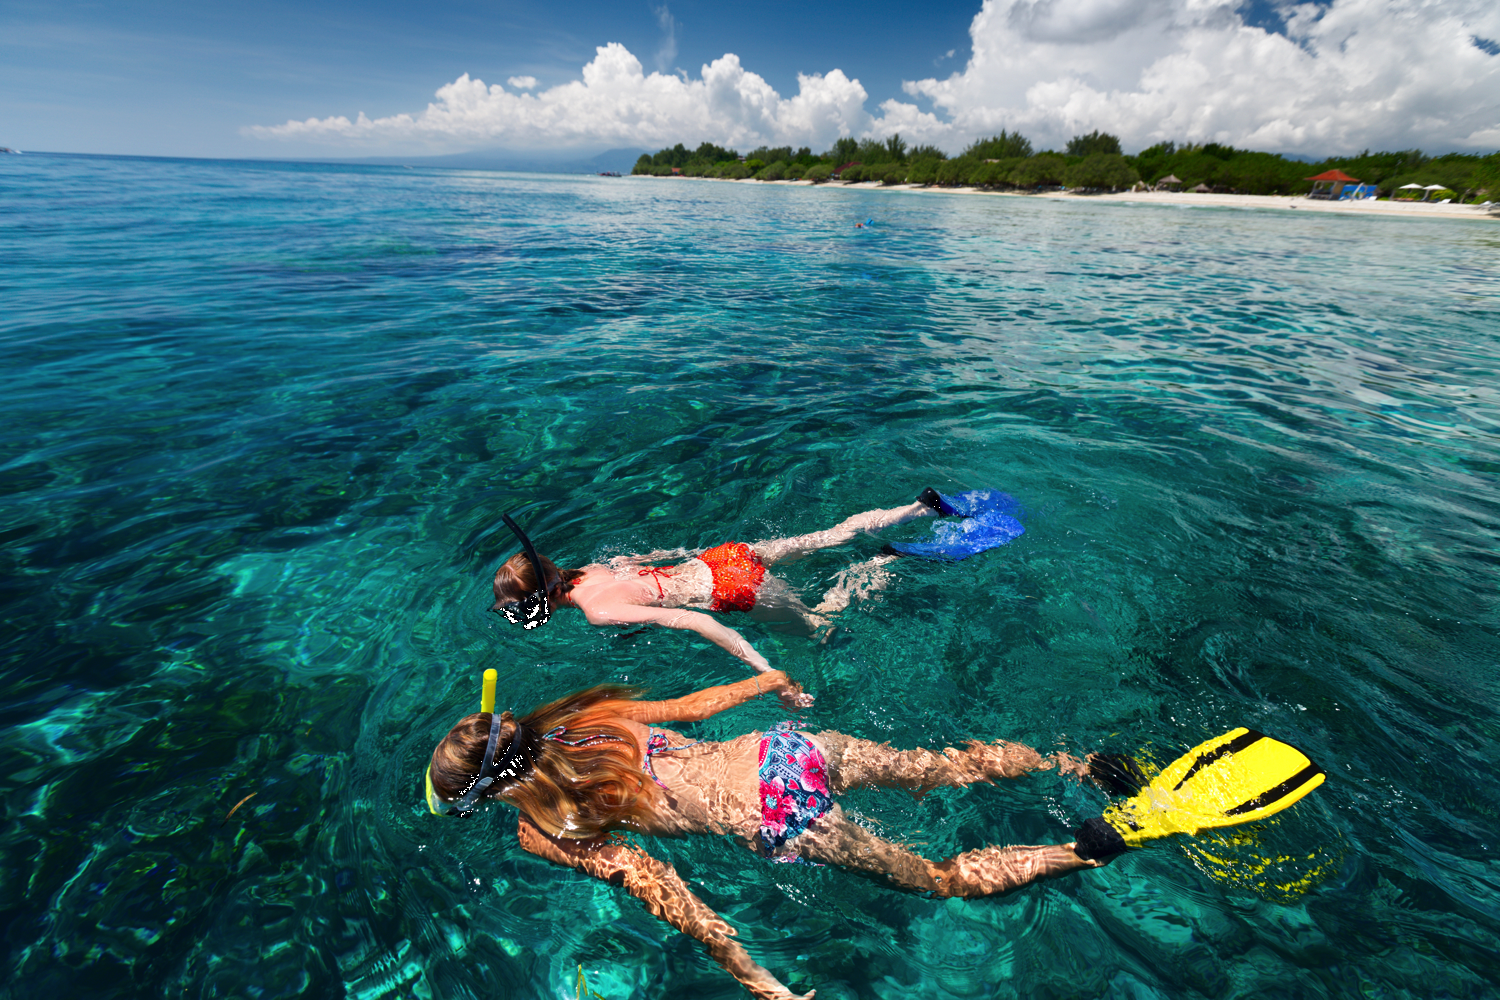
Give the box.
[934,159,971,186]
[755,160,789,181]
[803,163,833,183]
[1010,154,1067,189]
[1064,153,1140,191]
[906,160,938,186]
[969,158,1024,187]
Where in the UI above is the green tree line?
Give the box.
[633,132,1500,198]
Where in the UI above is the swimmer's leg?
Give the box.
[815,732,1089,797]
[748,576,828,634]
[752,501,933,566]
[791,807,1101,897]
[811,553,900,615]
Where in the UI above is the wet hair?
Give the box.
[428,685,658,838]
[491,552,584,611]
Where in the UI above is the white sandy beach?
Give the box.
[643,175,1499,222]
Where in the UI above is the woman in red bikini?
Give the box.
[490,492,946,673]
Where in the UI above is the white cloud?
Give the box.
[246,1,1500,156]
[892,0,1500,153]
[246,43,871,152]
[652,4,678,73]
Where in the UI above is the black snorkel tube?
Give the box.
[496,512,553,631]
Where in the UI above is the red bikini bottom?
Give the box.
[698,542,766,612]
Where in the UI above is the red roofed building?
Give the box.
[1306,169,1360,200]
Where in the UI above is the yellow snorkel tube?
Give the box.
[425,668,499,815]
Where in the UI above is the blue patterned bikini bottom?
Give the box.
[757,729,833,861]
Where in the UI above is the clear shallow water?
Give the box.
[3,153,1500,1000]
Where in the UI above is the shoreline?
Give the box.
[636,174,1499,223]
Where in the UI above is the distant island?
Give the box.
[633,131,1500,202]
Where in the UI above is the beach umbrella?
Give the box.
[1398,183,1424,189]
[1423,184,1447,190]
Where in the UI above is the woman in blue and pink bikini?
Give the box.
[489,492,950,672]
[425,672,1119,1000]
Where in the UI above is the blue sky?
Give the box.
[4,0,1498,159]
[2,0,979,157]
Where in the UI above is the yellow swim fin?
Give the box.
[1075,728,1325,859]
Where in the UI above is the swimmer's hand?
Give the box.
[761,669,815,710]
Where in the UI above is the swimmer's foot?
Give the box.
[1073,817,1128,862]
[916,487,961,516]
[817,624,857,649]
[1049,751,1092,779]
[1087,753,1148,797]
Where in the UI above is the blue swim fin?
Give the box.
[889,489,1024,561]
[929,488,1021,519]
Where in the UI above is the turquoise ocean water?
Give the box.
[3,153,1500,999]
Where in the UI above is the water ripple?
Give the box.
[3,154,1499,999]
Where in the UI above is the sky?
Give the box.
[3,0,1498,160]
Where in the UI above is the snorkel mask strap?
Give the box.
[427,668,535,818]
[498,512,552,631]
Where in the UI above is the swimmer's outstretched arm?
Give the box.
[615,670,811,721]
[581,602,773,672]
[517,818,813,1000]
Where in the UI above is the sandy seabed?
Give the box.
[644,175,1500,223]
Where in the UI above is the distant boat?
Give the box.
[0,147,21,154]
[597,171,621,177]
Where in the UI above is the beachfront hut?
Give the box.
[1190,183,1212,193]
[1306,169,1359,200]
[1155,174,1182,191]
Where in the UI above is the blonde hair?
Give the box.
[428,685,660,838]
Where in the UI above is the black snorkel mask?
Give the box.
[495,512,552,630]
